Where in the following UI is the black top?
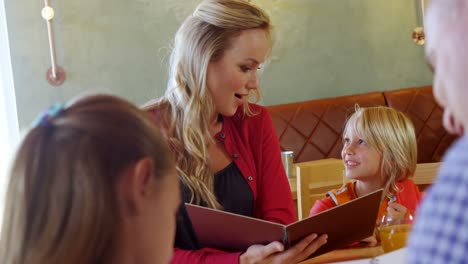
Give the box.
[174,162,254,250]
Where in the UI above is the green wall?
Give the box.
[5,0,432,129]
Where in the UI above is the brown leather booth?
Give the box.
[267,85,458,163]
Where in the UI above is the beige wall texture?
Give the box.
[5,0,432,129]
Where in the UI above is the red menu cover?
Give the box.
[185,188,383,259]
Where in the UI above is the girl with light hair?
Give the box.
[310,106,422,244]
[0,94,180,264]
[144,0,327,263]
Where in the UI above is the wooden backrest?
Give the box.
[413,162,441,191]
[295,159,344,220]
[342,162,442,187]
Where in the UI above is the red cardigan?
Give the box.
[146,104,296,264]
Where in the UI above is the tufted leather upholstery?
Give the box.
[267,86,458,163]
[383,86,457,163]
[267,92,387,163]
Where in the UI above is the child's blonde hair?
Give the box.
[343,106,417,197]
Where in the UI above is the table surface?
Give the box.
[299,246,384,264]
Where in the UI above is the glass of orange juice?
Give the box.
[379,210,414,253]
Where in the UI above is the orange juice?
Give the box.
[380,224,411,253]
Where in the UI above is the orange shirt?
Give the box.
[326,182,388,224]
[310,179,422,225]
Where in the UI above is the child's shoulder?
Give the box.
[396,179,418,192]
[395,179,422,212]
[327,182,357,206]
[310,182,357,216]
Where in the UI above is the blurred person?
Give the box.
[0,94,179,264]
[407,0,468,263]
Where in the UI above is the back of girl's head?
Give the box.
[0,94,173,264]
[344,106,417,192]
[166,0,271,114]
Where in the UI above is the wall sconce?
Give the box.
[42,0,65,86]
[412,0,425,45]
[41,6,54,20]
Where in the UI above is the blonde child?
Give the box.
[310,106,422,233]
[0,94,179,264]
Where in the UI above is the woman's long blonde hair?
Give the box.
[157,0,271,208]
[344,106,418,198]
[0,95,173,264]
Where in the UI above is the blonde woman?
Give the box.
[310,106,422,238]
[0,95,180,264]
[144,0,327,263]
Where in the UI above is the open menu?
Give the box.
[185,189,383,259]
